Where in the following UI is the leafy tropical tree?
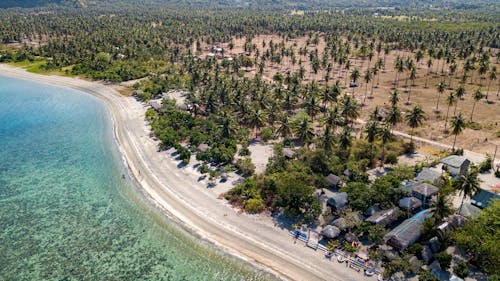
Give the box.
[470,89,484,122]
[405,105,425,145]
[454,165,481,214]
[450,113,466,150]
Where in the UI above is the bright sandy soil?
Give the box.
[0,64,374,281]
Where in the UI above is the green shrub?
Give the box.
[453,260,469,279]
[436,252,452,270]
[261,127,274,142]
[236,157,255,177]
[385,152,398,164]
[200,163,209,174]
[244,197,265,213]
[479,155,493,173]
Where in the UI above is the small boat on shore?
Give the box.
[365,269,375,276]
[337,255,346,263]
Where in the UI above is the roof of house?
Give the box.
[470,189,500,209]
[321,225,341,239]
[197,143,211,152]
[327,192,348,210]
[457,202,481,218]
[384,209,433,250]
[283,148,295,159]
[365,204,382,216]
[398,197,422,210]
[325,173,341,186]
[366,208,399,226]
[439,155,470,168]
[412,183,439,197]
[415,168,441,183]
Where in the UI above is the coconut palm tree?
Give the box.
[455,165,481,214]
[425,58,432,88]
[276,114,292,139]
[378,125,392,167]
[386,106,402,132]
[450,113,466,150]
[406,66,417,105]
[470,89,484,122]
[321,105,342,133]
[363,69,372,105]
[444,92,457,132]
[432,191,453,221]
[350,67,360,94]
[486,66,497,103]
[394,56,404,89]
[249,107,268,137]
[321,125,335,153]
[405,105,425,145]
[435,81,446,112]
[339,126,353,151]
[294,113,315,147]
[364,120,379,160]
[389,89,400,107]
[453,84,465,115]
[339,94,359,124]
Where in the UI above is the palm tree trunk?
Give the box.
[435,93,442,112]
[444,105,451,132]
[458,194,466,214]
[470,101,477,122]
[453,133,458,150]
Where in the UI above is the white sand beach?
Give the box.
[0,64,372,281]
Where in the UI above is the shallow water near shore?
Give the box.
[0,75,275,280]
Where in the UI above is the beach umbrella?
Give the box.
[320,225,341,239]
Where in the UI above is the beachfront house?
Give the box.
[439,155,470,176]
[415,167,441,184]
[365,208,400,227]
[384,209,433,251]
[325,173,341,188]
[411,183,439,208]
[398,197,422,212]
[327,192,348,212]
[470,189,500,209]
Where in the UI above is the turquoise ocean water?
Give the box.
[0,75,274,280]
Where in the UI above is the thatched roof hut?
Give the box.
[412,183,439,198]
[398,197,422,211]
[415,167,441,184]
[366,208,399,226]
[332,217,348,231]
[327,192,348,211]
[197,143,211,152]
[384,209,433,251]
[325,173,341,187]
[321,225,341,239]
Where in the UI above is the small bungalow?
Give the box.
[415,167,441,184]
[320,225,341,239]
[365,204,381,216]
[384,209,433,251]
[366,208,399,227]
[439,155,470,175]
[470,189,500,209]
[398,197,422,212]
[325,173,341,188]
[197,143,211,153]
[411,183,439,208]
[327,192,348,212]
[283,148,295,159]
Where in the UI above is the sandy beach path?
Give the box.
[0,64,373,281]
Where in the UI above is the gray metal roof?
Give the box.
[415,168,441,183]
[439,155,469,168]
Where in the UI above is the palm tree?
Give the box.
[444,92,457,132]
[350,67,360,94]
[432,192,453,221]
[386,106,402,131]
[339,126,353,151]
[249,107,268,137]
[321,105,342,133]
[394,56,404,89]
[405,105,425,145]
[364,120,379,160]
[276,114,292,139]
[379,125,392,167]
[294,114,315,147]
[453,84,465,115]
[406,66,417,105]
[470,89,484,122]
[339,94,359,124]
[371,66,378,97]
[363,69,372,105]
[486,66,497,103]
[435,81,446,112]
[455,165,481,214]
[321,125,335,153]
[425,58,432,88]
[450,113,466,150]
[304,95,320,121]
[389,89,400,107]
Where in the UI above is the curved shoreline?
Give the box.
[0,64,370,281]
